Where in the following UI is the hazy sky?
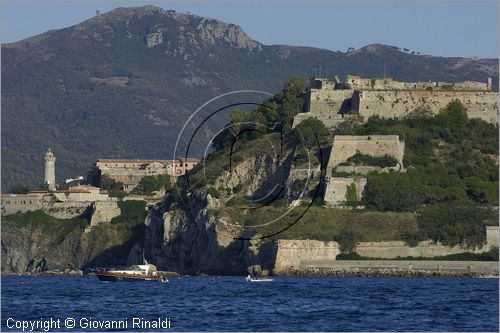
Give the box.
[2,1,498,58]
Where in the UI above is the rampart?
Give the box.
[274,226,499,274]
[41,202,90,219]
[274,240,340,273]
[292,75,499,128]
[323,177,366,206]
[89,201,121,227]
[323,135,404,206]
[328,135,405,169]
[308,89,353,116]
[354,90,499,123]
[346,75,492,91]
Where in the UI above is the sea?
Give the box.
[1,275,498,332]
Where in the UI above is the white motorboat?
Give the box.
[95,264,168,283]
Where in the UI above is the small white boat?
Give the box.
[246,275,273,282]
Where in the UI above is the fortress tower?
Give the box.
[44,149,56,191]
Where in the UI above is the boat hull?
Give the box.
[95,272,164,282]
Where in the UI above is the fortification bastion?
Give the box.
[323,135,405,206]
[293,75,499,128]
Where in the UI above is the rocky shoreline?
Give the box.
[3,267,498,279]
[279,267,498,278]
[275,260,499,278]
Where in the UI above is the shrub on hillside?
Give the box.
[133,174,171,195]
[99,175,126,199]
[363,171,422,212]
[341,152,398,168]
[417,202,495,248]
[293,117,330,146]
[335,226,360,253]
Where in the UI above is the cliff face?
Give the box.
[1,213,143,273]
[134,153,289,274]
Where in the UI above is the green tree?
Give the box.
[293,117,330,146]
[344,183,359,207]
[417,202,495,248]
[465,176,498,204]
[436,99,468,127]
[282,77,306,104]
[335,226,360,253]
[134,174,171,195]
[99,175,126,199]
[363,171,422,212]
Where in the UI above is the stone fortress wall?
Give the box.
[346,75,492,91]
[328,135,405,169]
[354,90,499,124]
[325,177,367,207]
[323,135,405,206]
[293,75,499,128]
[274,226,500,274]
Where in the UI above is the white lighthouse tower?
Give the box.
[44,148,56,191]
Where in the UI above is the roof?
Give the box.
[96,158,200,164]
[179,157,200,163]
[55,189,91,194]
[96,159,173,164]
[1,193,35,198]
[71,185,99,190]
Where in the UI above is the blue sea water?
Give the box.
[1,275,498,332]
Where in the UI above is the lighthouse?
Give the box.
[44,148,56,191]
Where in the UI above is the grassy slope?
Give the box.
[216,206,416,242]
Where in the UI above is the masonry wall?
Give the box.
[328,135,405,169]
[354,90,499,124]
[292,89,354,128]
[1,195,42,215]
[356,240,483,258]
[273,227,500,273]
[42,202,90,219]
[486,226,499,250]
[308,89,354,115]
[292,113,344,128]
[90,201,121,227]
[323,177,367,206]
[274,240,340,274]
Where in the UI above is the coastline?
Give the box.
[3,260,498,279]
[275,260,499,278]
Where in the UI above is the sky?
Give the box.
[1,0,499,58]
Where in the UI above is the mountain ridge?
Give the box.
[2,5,498,190]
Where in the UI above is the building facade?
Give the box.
[95,158,200,193]
[1,194,43,215]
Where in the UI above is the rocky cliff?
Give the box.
[129,151,294,274]
[1,203,145,273]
